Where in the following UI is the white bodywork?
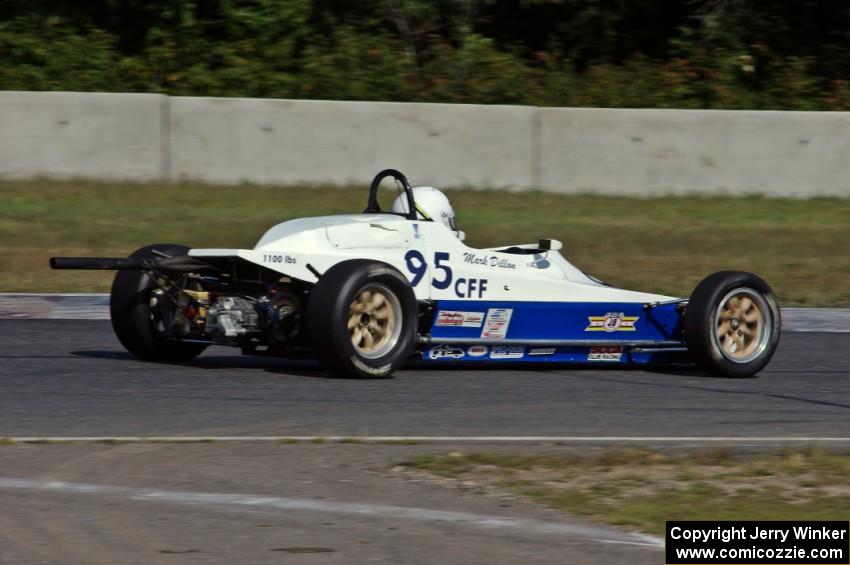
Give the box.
[190,214,675,304]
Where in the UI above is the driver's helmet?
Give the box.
[391,186,464,239]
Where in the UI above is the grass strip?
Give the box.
[401,448,850,536]
[2,179,848,305]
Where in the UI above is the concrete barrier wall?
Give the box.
[2,91,850,196]
[538,108,850,196]
[0,91,166,181]
[169,97,533,188]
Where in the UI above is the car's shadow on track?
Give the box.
[641,366,758,380]
[402,360,736,379]
[70,350,774,382]
[70,349,348,380]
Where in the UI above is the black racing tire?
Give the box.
[110,243,208,362]
[307,260,418,378]
[685,271,780,378]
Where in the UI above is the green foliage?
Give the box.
[1,1,849,109]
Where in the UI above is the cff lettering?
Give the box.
[454,277,488,298]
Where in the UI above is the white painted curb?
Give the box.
[0,293,847,332]
[0,478,662,548]
[0,293,109,320]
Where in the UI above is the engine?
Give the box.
[205,296,259,338]
[198,291,302,351]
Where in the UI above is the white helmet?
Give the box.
[391,186,464,239]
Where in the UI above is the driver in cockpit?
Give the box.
[391,186,465,240]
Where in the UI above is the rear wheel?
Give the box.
[307,260,417,378]
[685,271,780,377]
[110,243,207,362]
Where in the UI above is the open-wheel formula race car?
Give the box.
[51,169,781,378]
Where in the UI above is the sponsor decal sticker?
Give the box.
[490,345,525,359]
[585,312,639,332]
[434,310,485,328]
[428,345,465,360]
[466,345,489,357]
[528,347,557,356]
[526,253,551,269]
[587,346,623,361]
[481,308,513,340]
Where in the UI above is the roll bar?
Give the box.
[364,169,417,220]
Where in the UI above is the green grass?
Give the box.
[402,449,850,536]
[2,179,849,305]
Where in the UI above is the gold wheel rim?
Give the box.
[715,289,768,363]
[347,285,400,359]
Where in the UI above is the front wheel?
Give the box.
[685,271,780,378]
[306,260,418,378]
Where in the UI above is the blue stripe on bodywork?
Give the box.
[422,343,690,365]
[430,300,683,342]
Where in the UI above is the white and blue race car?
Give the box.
[51,169,781,378]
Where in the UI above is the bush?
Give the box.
[1,1,848,110]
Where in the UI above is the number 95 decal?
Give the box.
[404,250,488,298]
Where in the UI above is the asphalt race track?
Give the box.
[2,320,849,438]
[2,320,850,565]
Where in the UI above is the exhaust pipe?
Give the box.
[50,256,219,273]
[50,257,151,270]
